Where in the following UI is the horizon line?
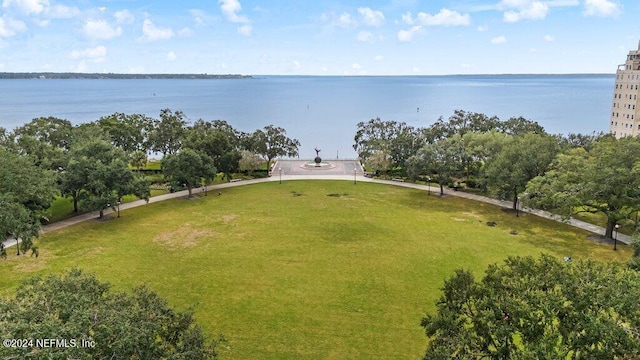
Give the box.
[0,71,616,77]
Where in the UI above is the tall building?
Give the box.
[609,41,640,138]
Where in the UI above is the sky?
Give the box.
[0,0,639,75]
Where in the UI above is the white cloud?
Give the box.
[2,0,48,15]
[190,9,213,26]
[166,51,176,61]
[397,26,422,42]
[499,0,549,22]
[352,63,362,70]
[357,7,385,27]
[543,34,554,41]
[70,45,107,59]
[414,9,471,26]
[72,60,87,72]
[237,24,252,36]
[178,27,193,37]
[412,67,421,73]
[338,12,356,27]
[139,19,174,42]
[83,20,122,40]
[0,16,26,37]
[219,0,253,36]
[374,55,384,61]
[583,0,621,17]
[292,60,301,69]
[401,12,413,25]
[218,0,249,23]
[548,0,579,6]
[45,4,79,19]
[477,25,488,32]
[491,35,507,44]
[357,31,373,42]
[114,10,134,24]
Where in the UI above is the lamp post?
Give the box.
[117,200,120,218]
[426,176,431,195]
[614,223,620,251]
[353,168,357,185]
[516,197,520,218]
[279,167,282,184]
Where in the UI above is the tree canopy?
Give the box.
[422,255,640,360]
[162,149,217,197]
[0,268,221,359]
[0,148,57,254]
[251,125,300,169]
[525,136,640,238]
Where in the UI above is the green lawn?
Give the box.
[0,181,630,360]
[46,188,169,223]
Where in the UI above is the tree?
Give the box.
[421,255,640,359]
[97,112,154,153]
[0,197,39,256]
[525,136,640,238]
[364,150,392,175]
[353,118,423,169]
[484,133,559,210]
[62,137,147,218]
[162,149,217,197]
[184,120,241,181]
[148,109,187,157]
[628,235,640,271]
[0,268,222,359]
[11,116,73,170]
[0,149,56,254]
[500,116,546,135]
[406,136,464,196]
[129,149,148,171]
[238,150,263,176]
[252,125,300,171]
[424,110,501,141]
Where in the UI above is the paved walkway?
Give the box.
[2,174,630,250]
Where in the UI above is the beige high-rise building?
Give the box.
[609,41,640,138]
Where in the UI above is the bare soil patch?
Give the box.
[153,223,218,250]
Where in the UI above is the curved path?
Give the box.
[2,174,630,250]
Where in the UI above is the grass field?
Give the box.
[0,181,631,359]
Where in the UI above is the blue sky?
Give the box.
[0,0,638,75]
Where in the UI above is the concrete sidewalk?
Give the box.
[2,174,630,250]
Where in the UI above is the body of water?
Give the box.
[0,75,615,158]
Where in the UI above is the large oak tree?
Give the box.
[0,269,221,359]
[525,136,640,238]
[422,255,640,359]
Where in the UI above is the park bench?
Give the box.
[392,178,405,182]
[229,179,242,183]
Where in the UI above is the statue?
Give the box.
[314,147,322,166]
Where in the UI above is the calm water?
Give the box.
[0,75,614,158]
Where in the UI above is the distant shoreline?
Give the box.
[0,73,252,80]
[0,72,615,80]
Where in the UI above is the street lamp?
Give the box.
[279,167,282,184]
[614,223,620,251]
[117,201,121,218]
[426,176,431,195]
[516,197,520,218]
[353,168,357,185]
